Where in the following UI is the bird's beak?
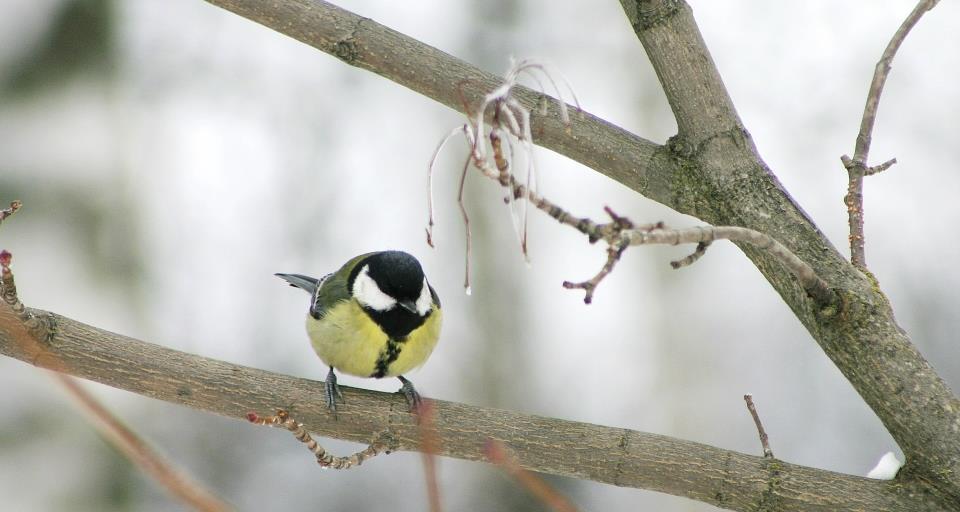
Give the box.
[399,300,418,314]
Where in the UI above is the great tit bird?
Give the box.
[276,251,441,412]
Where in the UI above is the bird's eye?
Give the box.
[353,265,397,312]
[414,278,432,316]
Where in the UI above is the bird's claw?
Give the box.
[397,376,422,413]
[325,367,344,415]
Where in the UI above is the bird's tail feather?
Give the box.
[275,273,320,295]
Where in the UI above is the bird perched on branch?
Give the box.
[276,251,442,412]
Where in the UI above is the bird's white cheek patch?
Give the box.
[415,278,432,316]
[353,265,397,312]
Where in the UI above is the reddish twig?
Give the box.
[744,394,774,459]
[483,439,579,512]
[247,410,394,469]
[417,401,443,512]
[2,248,229,511]
[842,0,940,269]
[61,375,232,511]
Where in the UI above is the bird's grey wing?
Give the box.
[312,272,346,319]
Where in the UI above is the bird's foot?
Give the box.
[397,376,422,413]
[325,367,344,414]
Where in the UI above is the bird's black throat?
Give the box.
[363,305,430,340]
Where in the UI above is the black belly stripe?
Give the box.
[372,337,406,378]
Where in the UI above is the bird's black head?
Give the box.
[348,251,438,338]
[361,251,425,302]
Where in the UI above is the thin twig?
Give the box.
[864,157,898,177]
[671,241,712,269]
[626,225,833,305]
[60,375,232,511]
[450,111,832,304]
[842,0,940,269]
[0,200,22,224]
[557,209,638,303]
[427,126,470,248]
[431,61,832,305]
[247,410,394,469]
[457,151,473,295]
[744,394,774,459]
[562,242,626,304]
[483,439,579,512]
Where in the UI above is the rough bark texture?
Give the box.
[0,307,937,511]
[199,0,678,203]
[619,1,959,503]
[197,0,958,506]
[2,0,957,509]
[195,1,960,504]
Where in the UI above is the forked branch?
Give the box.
[429,62,832,305]
[0,248,230,512]
[841,0,941,269]
[0,307,924,511]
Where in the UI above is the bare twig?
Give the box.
[1,249,230,512]
[247,410,394,469]
[744,394,774,459]
[60,375,232,511]
[562,242,626,304]
[842,0,940,269]
[457,151,473,295]
[430,60,833,305]
[0,200,22,224]
[560,207,638,303]
[519,180,832,304]
[864,157,898,177]
[427,126,470,248]
[1,251,56,343]
[625,225,832,304]
[483,439,579,512]
[671,241,712,269]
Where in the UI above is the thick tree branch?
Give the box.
[201,0,677,207]
[199,0,958,503]
[619,0,742,147]
[619,1,960,500]
[0,307,936,512]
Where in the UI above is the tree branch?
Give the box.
[618,1,960,499]
[841,0,940,269]
[743,394,774,459]
[0,306,934,511]
[201,0,677,207]
[1,252,230,511]
[194,0,958,503]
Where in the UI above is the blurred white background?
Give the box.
[0,1,957,510]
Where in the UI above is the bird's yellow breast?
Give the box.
[305,299,442,378]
